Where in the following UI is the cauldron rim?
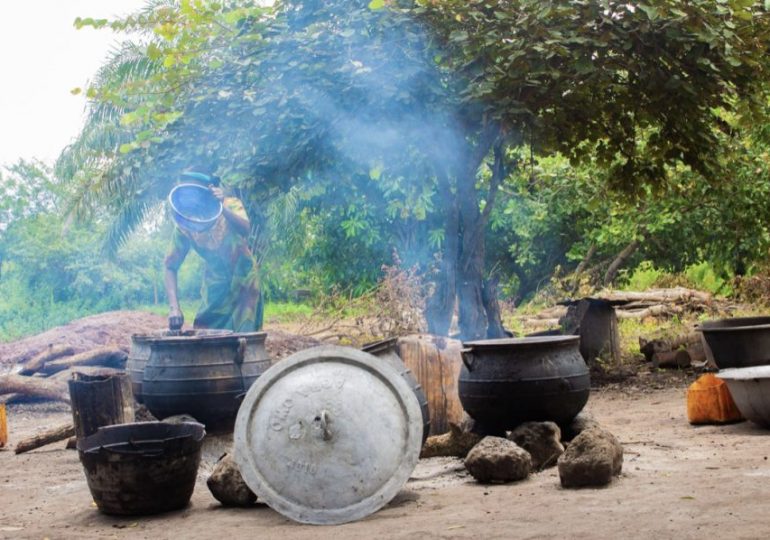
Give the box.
[462,335,579,350]
[141,330,266,345]
[698,316,770,332]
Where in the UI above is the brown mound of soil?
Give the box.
[0,311,319,368]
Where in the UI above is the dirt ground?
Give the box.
[2,382,770,540]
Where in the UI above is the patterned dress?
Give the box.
[165,196,263,331]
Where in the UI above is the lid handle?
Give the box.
[461,348,476,371]
[313,410,333,441]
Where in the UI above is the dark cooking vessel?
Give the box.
[698,316,770,369]
[458,336,589,432]
[128,329,234,403]
[78,421,205,515]
[142,331,270,430]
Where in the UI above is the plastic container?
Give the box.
[168,183,222,232]
[686,373,743,425]
[0,403,7,447]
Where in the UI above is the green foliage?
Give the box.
[619,261,666,292]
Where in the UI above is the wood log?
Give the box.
[40,346,127,376]
[616,304,683,319]
[652,350,691,369]
[601,287,712,305]
[0,374,69,403]
[68,370,135,441]
[639,332,701,361]
[0,403,6,448]
[14,423,75,454]
[19,344,75,376]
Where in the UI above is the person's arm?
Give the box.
[210,187,250,237]
[164,230,191,330]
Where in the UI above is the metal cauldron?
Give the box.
[698,316,770,369]
[77,421,205,515]
[142,331,270,429]
[458,336,590,431]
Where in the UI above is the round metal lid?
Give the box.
[233,345,422,525]
[462,335,580,350]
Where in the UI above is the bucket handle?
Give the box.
[460,348,476,371]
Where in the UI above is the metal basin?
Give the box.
[717,366,770,427]
[698,316,770,369]
[77,421,205,515]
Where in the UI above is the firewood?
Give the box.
[39,346,127,376]
[639,332,701,361]
[601,287,712,305]
[616,304,683,319]
[652,349,691,369]
[0,374,69,403]
[14,423,75,454]
[19,344,75,376]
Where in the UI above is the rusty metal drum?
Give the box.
[142,331,270,429]
[234,345,423,525]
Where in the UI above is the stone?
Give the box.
[508,421,564,470]
[464,436,531,483]
[557,427,623,488]
[421,415,483,458]
[206,453,258,507]
[561,411,601,442]
[161,413,199,425]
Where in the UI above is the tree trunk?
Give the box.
[426,173,459,336]
[0,374,69,403]
[482,277,507,338]
[68,369,135,441]
[603,239,640,286]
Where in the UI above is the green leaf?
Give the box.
[368,0,385,10]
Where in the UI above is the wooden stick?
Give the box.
[39,346,127,376]
[19,345,76,376]
[0,374,69,403]
[14,423,75,454]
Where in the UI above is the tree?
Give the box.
[63,0,770,340]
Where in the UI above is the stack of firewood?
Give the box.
[0,344,127,405]
[638,331,708,369]
[607,287,714,319]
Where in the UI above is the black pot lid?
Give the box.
[233,345,422,525]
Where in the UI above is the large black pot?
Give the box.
[142,331,271,430]
[458,336,590,432]
[698,316,770,369]
[78,421,205,515]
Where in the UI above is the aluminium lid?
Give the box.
[233,345,422,525]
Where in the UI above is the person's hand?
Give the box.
[169,307,184,331]
[209,185,224,201]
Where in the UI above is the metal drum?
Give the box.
[362,337,431,444]
[142,331,270,430]
[458,336,590,432]
[234,345,423,525]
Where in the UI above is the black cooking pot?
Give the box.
[458,336,590,432]
[142,331,271,430]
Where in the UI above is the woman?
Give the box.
[164,170,263,332]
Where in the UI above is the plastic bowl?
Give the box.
[168,183,223,232]
[718,366,770,428]
[697,316,770,369]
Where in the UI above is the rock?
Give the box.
[206,453,258,507]
[464,436,531,483]
[561,411,600,442]
[508,421,564,470]
[557,427,623,488]
[421,415,483,458]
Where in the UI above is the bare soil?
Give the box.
[1,313,767,538]
[2,383,770,539]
